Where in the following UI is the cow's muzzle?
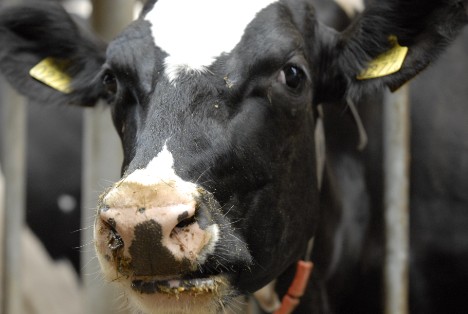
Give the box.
[94,178,219,281]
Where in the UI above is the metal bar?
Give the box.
[0,160,2,312]
[81,1,133,313]
[0,0,26,309]
[383,85,410,314]
[0,82,27,314]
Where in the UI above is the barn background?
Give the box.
[0,0,140,313]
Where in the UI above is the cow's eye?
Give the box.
[279,65,306,90]
[102,71,118,97]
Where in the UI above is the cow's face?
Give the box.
[2,0,465,313]
[94,0,319,312]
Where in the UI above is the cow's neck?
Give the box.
[252,109,325,312]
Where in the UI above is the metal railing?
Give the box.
[0,1,132,313]
[0,81,26,314]
[383,86,410,314]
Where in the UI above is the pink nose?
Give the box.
[95,180,216,277]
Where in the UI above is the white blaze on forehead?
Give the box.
[127,144,195,189]
[333,0,365,17]
[145,0,278,82]
[127,144,179,184]
[103,144,198,206]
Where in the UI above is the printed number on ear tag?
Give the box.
[357,35,408,80]
[29,57,72,93]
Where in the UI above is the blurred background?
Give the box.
[0,1,143,313]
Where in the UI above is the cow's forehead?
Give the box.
[144,0,278,82]
[333,0,364,17]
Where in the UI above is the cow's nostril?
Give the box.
[175,214,197,229]
[108,228,124,250]
[102,219,124,251]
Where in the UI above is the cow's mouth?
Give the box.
[126,274,232,314]
[131,275,227,295]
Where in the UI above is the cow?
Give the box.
[315,1,468,313]
[0,9,85,273]
[0,0,467,313]
[0,57,83,276]
[23,104,82,272]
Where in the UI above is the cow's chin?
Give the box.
[129,293,220,314]
[107,273,234,314]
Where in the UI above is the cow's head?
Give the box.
[0,0,466,312]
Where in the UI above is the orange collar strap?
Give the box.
[274,237,315,314]
[273,260,314,314]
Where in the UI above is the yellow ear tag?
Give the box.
[357,35,408,80]
[29,57,72,93]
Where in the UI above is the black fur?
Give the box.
[0,2,105,107]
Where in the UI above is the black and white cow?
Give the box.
[314,2,468,313]
[0,0,466,313]
[0,63,83,274]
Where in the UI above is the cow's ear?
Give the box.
[315,0,468,103]
[0,2,106,107]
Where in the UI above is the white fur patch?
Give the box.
[198,224,220,264]
[126,144,196,193]
[57,194,77,213]
[333,0,365,17]
[145,0,278,82]
[102,144,199,210]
